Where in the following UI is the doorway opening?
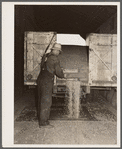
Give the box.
[57,34,86,46]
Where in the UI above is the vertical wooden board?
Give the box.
[24,59,27,71]
[24,62,27,71]
[86,35,90,46]
[24,53,27,70]
[27,49,33,60]
[24,32,27,70]
[112,35,117,46]
[24,33,27,83]
[27,60,33,72]
[27,32,33,44]
[27,44,34,60]
[89,50,96,68]
[89,69,98,84]
[112,46,117,75]
[89,50,98,83]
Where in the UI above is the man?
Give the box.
[37,43,65,127]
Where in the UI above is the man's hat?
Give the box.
[52,43,62,51]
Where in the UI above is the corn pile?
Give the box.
[66,80,81,119]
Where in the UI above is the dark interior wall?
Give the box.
[15,6,24,100]
[95,13,117,34]
[15,6,36,100]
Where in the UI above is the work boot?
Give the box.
[39,120,54,128]
[46,120,50,125]
[39,120,49,126]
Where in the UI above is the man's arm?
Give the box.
[54,60,64,78]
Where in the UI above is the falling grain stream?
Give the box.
[66,79,81,119]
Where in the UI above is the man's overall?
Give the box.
[37,54,64,126]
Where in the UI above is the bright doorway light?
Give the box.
[57,34,86,46]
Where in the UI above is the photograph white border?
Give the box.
[2,2,120,147]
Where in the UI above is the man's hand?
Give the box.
[64,74,67,79]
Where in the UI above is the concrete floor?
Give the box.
[14,89,117,145]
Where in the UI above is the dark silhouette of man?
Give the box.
[37,43,65,127]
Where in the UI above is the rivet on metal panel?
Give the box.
[26,74,33,80]
[111,76,117,82]
[89,48,93,51]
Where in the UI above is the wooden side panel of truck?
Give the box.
[86,33,117,87]
[24,32,56,85]
[24,32,117,90]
